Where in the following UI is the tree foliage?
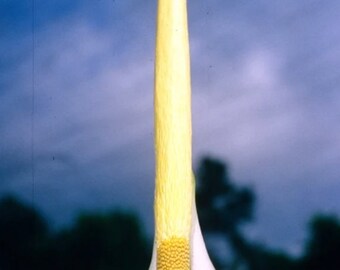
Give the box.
[196,157,255,233]
[196,156,340,270]
[0,157,339,270]
[0,196,151,270]
[299,214,340,270]
[0,196,48,269]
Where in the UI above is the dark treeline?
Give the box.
[196,157,340,270]
[0,156,339,269]
[0,197,151,270]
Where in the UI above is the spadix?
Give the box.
[149,0,215,269]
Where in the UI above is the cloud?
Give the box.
[0,4,156,229]
[1,0,340,253]
[188,0,340,253]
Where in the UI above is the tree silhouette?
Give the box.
[196,157,256,268]
[196,156,340,270]
[196,156,298,270]
[1,165,339,270]
[47,211,151,270]
[196,157,255,233]
[0,195,151,270]
[300,214,340,270]
[0,196,48,269]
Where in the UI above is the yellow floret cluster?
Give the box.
[157,237,190,270]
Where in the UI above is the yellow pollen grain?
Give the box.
[157,237,190,270]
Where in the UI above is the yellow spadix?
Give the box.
[149,0,215,269]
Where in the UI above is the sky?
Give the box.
[1,0,340,257]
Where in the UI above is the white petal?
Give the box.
[191,202,215,270]
[149,240,157,270]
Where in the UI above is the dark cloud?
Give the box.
[1,0,339,254]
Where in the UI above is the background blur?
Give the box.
[1,0,340,269]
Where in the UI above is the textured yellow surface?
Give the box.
[154,0,193,248]
[151,1,215,269]
[157,237,190,269]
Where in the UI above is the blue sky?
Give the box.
[1,0,340,256]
